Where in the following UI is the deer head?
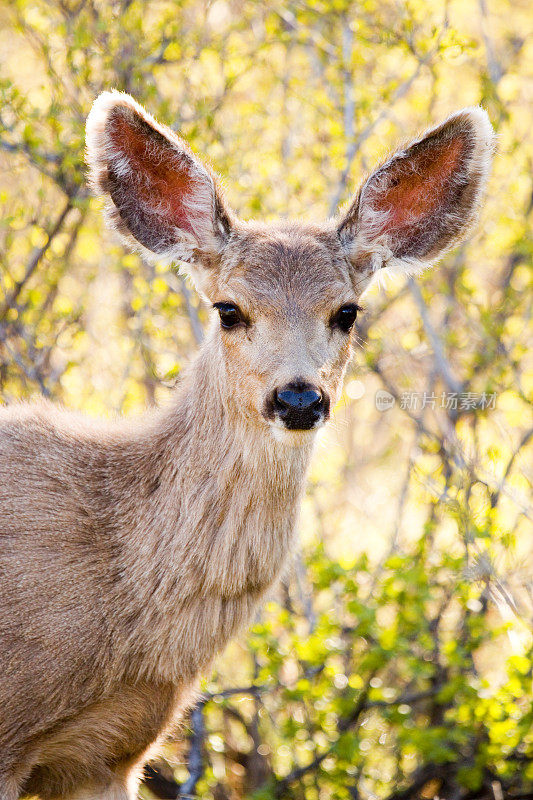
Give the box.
[86,93,494,438]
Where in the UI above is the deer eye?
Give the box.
[214,302,244,329]
[330,304,361,333]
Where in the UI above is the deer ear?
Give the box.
[86,91,233,267]
[338,108,495,282]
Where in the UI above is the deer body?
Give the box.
[0,93,493,799]
[0,323,312,798]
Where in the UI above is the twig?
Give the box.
[490,426,533,508]
[294,550,317,633]
[478,0,503,84]
[0,199,74,319]
[329,53,435,216]
[0,330,51,396]
[165,270,204,347]
[408,277,463,395]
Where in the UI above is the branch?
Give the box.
[328,46,442,216]
[0,329,51,397]
[0,137,60,164]
[274,682,444,797]
[478,0,503,84]
[490,426,533,508]
[273,684,370,797]
[203,664,326,703]
[179,701,206,798]
[165,270,204,347]
[408,277,463,395]
[381,763,448,800]
[0,198,74,320]
[142,701,208,799]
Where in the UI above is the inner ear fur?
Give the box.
[338,107,495,274]
[86,91,233,265]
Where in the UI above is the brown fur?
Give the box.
[0,93,494,800]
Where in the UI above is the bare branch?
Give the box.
[490,426,533,508]
[478,0,504,84]
[179,701,206,798]
[329,55,432,216]
[408,277,463,395]
[0,199,74,320]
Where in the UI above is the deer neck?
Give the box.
[164,333,316,591]
[120,333,316,681]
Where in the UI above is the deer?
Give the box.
[0,91,494,800]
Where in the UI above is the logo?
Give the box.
[375,390,396,412]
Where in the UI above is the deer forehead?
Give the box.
[212,223,357,316]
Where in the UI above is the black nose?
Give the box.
[272,383,327,430]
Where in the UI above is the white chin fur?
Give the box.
[269,418,323,444]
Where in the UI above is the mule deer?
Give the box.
[0,92,494,800]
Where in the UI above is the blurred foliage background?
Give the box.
[0,0,532,798]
